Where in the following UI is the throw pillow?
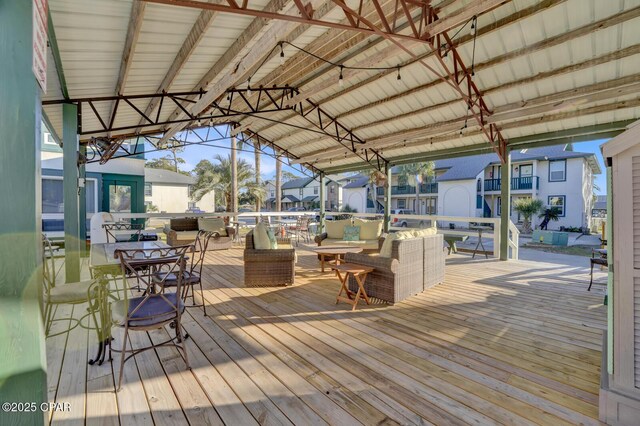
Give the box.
[397,230,416,239]
[353,218,383,240]
[198,217,228,236]
[343,225,361,241]
[266,228,278,249]
[379,232,409,258]
[325,218,352,239]
[253,222,271,249]
[413,227,437,237]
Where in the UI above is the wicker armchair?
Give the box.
[344,234,444,304]
[244,230,296,287]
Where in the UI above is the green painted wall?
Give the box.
[0,1,47,425]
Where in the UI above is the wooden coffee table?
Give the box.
[313,246,363,272]
[332,263,374,311]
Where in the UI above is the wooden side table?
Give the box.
[313,246,363,272]
[332,263,374,311]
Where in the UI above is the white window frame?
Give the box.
[144,182,152,196]
[549,159,566,182]
[548,195,566,217]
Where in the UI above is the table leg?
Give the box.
[320,254,326,273]
[335,270,354,303]
[351,273,371,311]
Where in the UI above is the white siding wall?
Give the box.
[146,184,214,213]
[438,179,477,219]
[342,187,367,213]
[537,158,589,229]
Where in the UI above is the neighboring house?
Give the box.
[41,127,146,234]
[592,195,607,218]
[369,144,600,230]
[340,175,383,213]
[280,176,343,210]
[144,168,215,213]
[263,180,277,211]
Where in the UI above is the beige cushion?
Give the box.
[413,227,437,237]
[49,280,94,303]
[321,238,379,251]
[325,219,352,239]
[253,222,271,249]
[379,232,409,258]
[198,217,228,236]
[397,230,416,239]
[170,230,200,240]
[353,218,383,240]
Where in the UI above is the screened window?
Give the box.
[144,182,152,196]
[314,186,318,195]
[548,195,566,217]
[397,199,406,209]
[549,160,566,182]
[42,177,97,214]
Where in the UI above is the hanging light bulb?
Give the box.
[396,66,402,83]
[197,118,201,126]
[279,43,285,65]
[338,66,344,87]
[470,16,476,36]
[247,77,252,95]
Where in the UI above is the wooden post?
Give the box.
[79,144,87,255]
[319,173,326,233]
[254,142,261,212]
[230,133,238,213]
[63,103,81,281]
[0,1,47,423]
[500,148,511,260]
[275,158,282,212]
[384,164,392,232]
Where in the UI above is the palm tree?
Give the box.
[192,154,265,212]
[397,162,435,214]
[513,198,544,233]
[538,206,561,230]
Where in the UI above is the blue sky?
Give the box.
[147,127,609,194]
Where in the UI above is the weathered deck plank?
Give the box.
[46,246,606,425]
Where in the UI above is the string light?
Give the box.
[247,77,251,95]
[470,16,477,36]
[396,66,401,82]
[338,66,344,87]
[279,42,285,65]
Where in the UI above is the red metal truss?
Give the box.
[141,0,436,45]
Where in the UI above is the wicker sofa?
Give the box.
[314,218,384,253]
[243,230,296,287]
[164,217,235,250]
[343,233,445,304]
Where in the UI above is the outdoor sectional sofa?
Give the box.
[164,217,235,250]
[344,232,445,304]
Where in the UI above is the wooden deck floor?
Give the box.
[46,245,607,425]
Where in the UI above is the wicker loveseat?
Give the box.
[164,217,235,250]
[244,230,296,287]
[343,233,444,303]
[314,217,384,253]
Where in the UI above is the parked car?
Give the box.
[287,207,306,212]
[185,207,204,214]
[390,209,431,228]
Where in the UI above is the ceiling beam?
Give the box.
[300,97,640,167]
[141,0,438,45]
[155,0,336,145]
[348,58,640,134]
[336,4,640,124]
[282,0,509,108]
[319,121,633,174]
[134,1,221,133]
[107,1,146,133]
[47,9,68,99]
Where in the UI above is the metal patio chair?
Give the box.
[103,222,143,243]
[111,244,191,391]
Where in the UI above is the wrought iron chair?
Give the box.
[588,248,608,291]
[103,222,143,243]
[286,216,312,246]
[42,234,101,338]
[111,244,191,391]
[153,230,219,316]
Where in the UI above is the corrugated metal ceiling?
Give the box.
[43,0,640,173]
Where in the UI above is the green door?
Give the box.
[101,174,145,219]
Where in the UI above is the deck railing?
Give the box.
[105,211,519,260]
[375,183,438,196]
[484,176,539,191]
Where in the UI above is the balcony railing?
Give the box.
[484,176,539,191]
[375,183,439,196]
